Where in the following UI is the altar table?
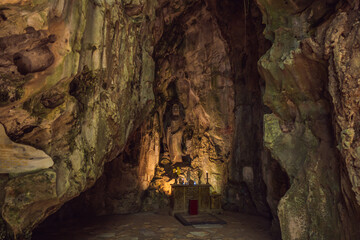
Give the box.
[170,184,211,215]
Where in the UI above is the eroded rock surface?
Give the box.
[206,0,272,218]
[326,8,360,206]
[152,0,234,194]
[0,124,53,174]
[50,0,236,216]
[1,0,360,240]
[0,0,157,239]
[257,0,360,239]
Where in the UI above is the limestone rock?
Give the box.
[1,0,360,240]
[41,1,236,218]
[0,124,53,174]
[326,9,360,206]
[0,0,157,238]
[257,0,360,239]
[2,170,58,238]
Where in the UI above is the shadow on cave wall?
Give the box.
[206,1,289,237]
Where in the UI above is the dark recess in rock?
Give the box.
[124,4,144,17]
[13,45,54,75]
[40,90,65,108]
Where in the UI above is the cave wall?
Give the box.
[61,0,235,215]
[0,0,159,239]
[327,0,360,214]
[152,0,234,194]
[0,1,239,236]
[256,0,360,239]
[206,0,273,217]
[1,0,360,239]
[44,0,275,221]
[73,0,278,219]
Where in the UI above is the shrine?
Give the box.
[170,183,210,215]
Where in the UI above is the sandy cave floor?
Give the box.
[32,210,273,240]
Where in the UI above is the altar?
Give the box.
[170,184,213,215]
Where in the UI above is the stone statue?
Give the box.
[165,103,184,164]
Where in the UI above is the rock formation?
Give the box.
[0,0,157,238]
[0,123,53,174]
[257,0,360,239]
[0,0,360,240]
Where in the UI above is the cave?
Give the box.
[1,0,360,240]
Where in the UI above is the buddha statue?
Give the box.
[166,103,184,164]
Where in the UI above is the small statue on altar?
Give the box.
[173,167,181,184]
[197,170,202,184]
[186,170,191,183]
[188,180,195,186]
